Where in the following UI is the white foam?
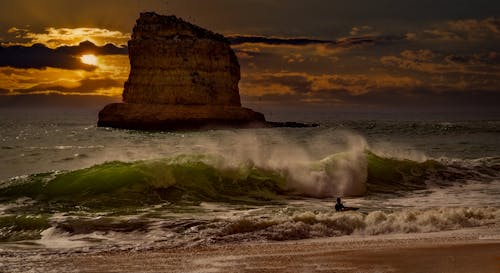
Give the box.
[168,130,370,197]
[219,207,499,241]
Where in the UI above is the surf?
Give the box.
[2,151,497,209]
[0,151,498,245]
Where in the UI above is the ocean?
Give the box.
[0,107,499,270]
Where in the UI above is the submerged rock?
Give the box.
[98,12,314,130]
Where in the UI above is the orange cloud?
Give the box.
[13,78,123,95]
[0,54,129,96]
[240,71,423,98]
[240,82,295,96]
[5,27,130,48]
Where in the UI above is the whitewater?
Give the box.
[0,108,499,271]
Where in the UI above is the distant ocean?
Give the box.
[0,107,499,269]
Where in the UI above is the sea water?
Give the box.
[0,108,499,269]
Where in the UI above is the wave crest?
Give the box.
[2,150,499,208]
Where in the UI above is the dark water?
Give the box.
[0,108,499,263]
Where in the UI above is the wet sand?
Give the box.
[40,231,499,273]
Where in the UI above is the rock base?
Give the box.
[98,103,271,130]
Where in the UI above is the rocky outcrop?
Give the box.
[98,12,266,130]
[122,13,241,106]
[98,12,314,131]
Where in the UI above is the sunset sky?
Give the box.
[0,0,498,111]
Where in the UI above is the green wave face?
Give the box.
[0,152,460,209]
[0,155,288,208]
[366,152,444,194]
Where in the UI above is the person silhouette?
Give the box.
[335,197,345,212]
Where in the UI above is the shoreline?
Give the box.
[7,227,498,273]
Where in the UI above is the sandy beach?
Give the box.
[14,228,496,273]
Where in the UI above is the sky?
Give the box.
[0,0,499,111]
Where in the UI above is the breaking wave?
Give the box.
[0,150,498,244]
[3,206,496,245]
[0,152,498,208]
[216,207,499,242]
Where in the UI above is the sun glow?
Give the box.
[80,54,98,66]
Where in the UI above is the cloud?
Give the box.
[228,35,333,46]
[0,41,127,70]
[447,17,499,35]
[380,49,500,79]
[242,82,500,110]
[239,68,500,110]
[240,71,423,98]
[231,34,407,73]
[349,25,377,36]
[5,27,130,48]
[57,40,128,55]
[0,87,8,94]
[0,44,92,70]
[0,13,498,111]
[13,78,123,94]
[230,29,497,107]
[240,72,312,96]
[420,17,500,41]
[0,93,120,108]
[0,59,129,97]
[229,34,404,48]
[306,88,500,110]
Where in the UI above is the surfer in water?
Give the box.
[335,197,345,212]
[335,197,359,212]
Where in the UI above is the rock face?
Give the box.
[98,12,268,130]
[123,13,241,106]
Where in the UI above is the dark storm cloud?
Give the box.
[1,0,498,39]
[229,35,404,47]
[57,41,128,55]
[0,41,127,70]
[228,36,333,46]
[13,78,123,94]
[0,44,94,70]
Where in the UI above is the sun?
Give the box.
[80,54,98,66]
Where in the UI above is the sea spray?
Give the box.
[180,130,370,197]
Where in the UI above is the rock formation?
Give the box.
[98,12,267,130]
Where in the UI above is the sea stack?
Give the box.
[98,12,268,130]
